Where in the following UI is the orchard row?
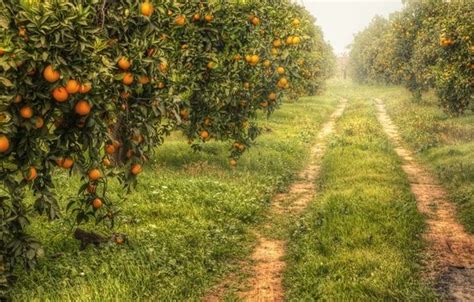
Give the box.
[349,0,472,114]
[0,0,334,291]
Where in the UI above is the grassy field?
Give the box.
[10,87,339,300]
[378,89,474,233]
[284,86,437,300]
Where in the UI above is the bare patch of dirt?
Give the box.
[203,100,347,302]
[375,99,474,301]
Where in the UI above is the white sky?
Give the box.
[301,0,404,55]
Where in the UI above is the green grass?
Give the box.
[284,90,437,300]
[10,88,339,301]
[378,88,474,233]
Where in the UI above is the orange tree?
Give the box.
[0,0,333,294]
[348,0,473,113]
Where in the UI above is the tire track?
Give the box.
[374,98,474,301]
[204,99,347,302]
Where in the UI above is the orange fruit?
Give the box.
[19,106,33,119]
[115,237,125,245]
[0,48,5,56]
[157,82,165,89]
[293,36,301,44]
[250,55,259,65]
[43,65,60,83]
[130,163,143,175]
[34,116,44,128]
[200,130,209,139]
[159,62,168,73]
[25,166,38,181]
[141,1,154,17]
[79,83,92,93]
[0,135,10,153]
[193,13,201,21]
[229,159,237,167]
[207,61,216,69]
[52,87,69,102]
[105,144,116,154]
[92,198,103,209]
[233,54,242,61]
[260,101,268,107]
[118,57,131,70]
[204,15,214,22]
[263,60,271,67]
[66,80,80,94]
[138,75,150,84]
[268,92,277,100]
[14,95,22,104]
[62,157,74,169]
[88,168,101,181]
[273,39,282,48]
[277,67,285,75]
[291,18,300,27]
[175,15,186,26]
[122,72,134,85]
[286,36,294,45]
[251,17,260,26]
[102,157,112,167]
[74,100,91,116]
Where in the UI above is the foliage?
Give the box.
[0,0,334,295]
[349,0,473,113]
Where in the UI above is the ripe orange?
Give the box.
[79,83,92,93]
[233,54,242,61]
[268,92,277,100]
[122,72,134,85]
[273,39,282,47]
[260,101,268,107]
[88,168,101,181]
[25,166,38,181]
[193,13,201,21]
[92,198,103,209]
[19,106,33,119]
[292,18,301,27]
[0,48,5,56]
[207,61,216,69]
[175,15,186,26]
[105,144,116,154]
[229,159,237,167]
[286,36,294,45]
[14,95,22,103]
[249,55,259,65]
[62,157,74,169]
[75,100,91,116]
[66,80,80,94]
[35,116,44,128]
[118,57,131,70]
[277,67,285,75]
[52,87,69,102]
[102,157,112,167]
[141,1,154,17]
[271,48,279,56]
[204,15,214,22]
[157,82,165,89]
[130,163,143,175]
[138,75,150,84]
[200,130,209,139]
[43,65,60,83]
[263,60,271,67]
[115,237,125,245]
[251,17,260,26]
[0,135,10,153]
[292,36,301,44]
[159,62,168,73]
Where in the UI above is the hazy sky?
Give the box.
[301,0,403,55]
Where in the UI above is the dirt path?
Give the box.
[374,99,474,301]
[204,99,347,302]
